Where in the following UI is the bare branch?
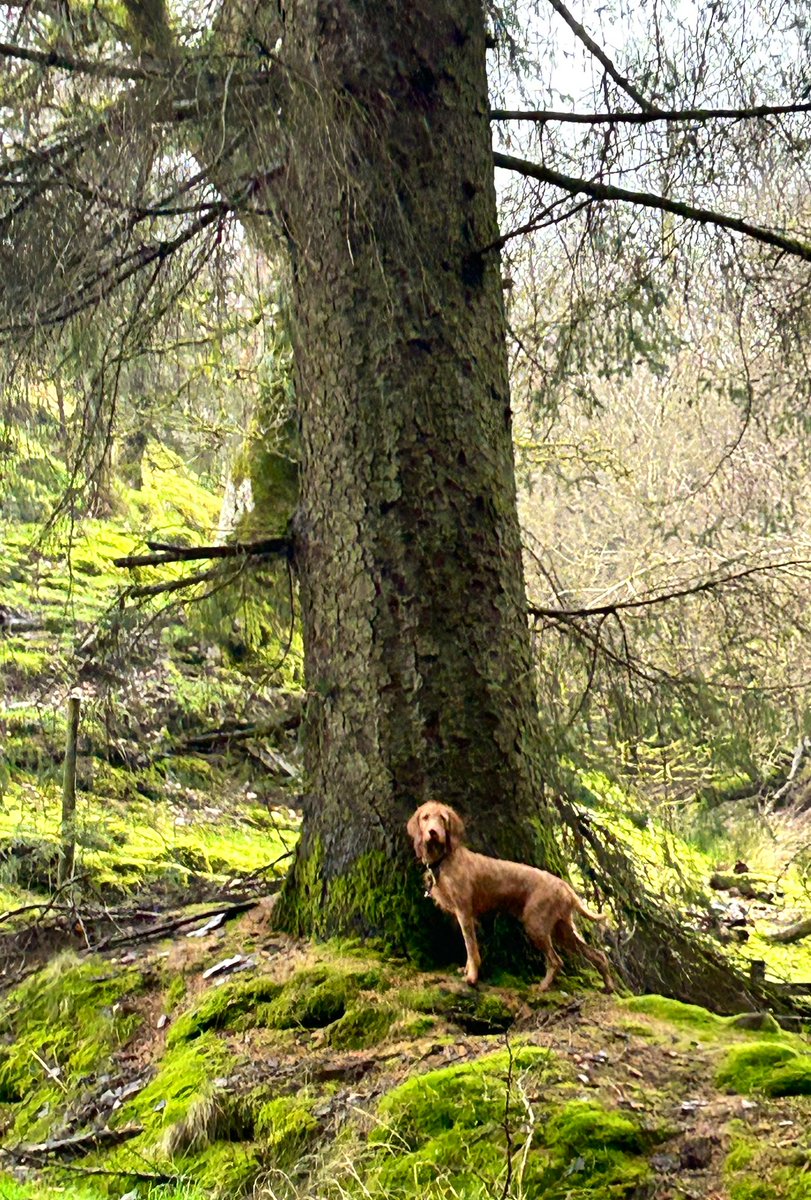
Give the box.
[493,152,811,262]
[490,100,811,125]
[528,559,811,619]
[545,0,658,113]
[114,536,292,569]
[0,38,164,81]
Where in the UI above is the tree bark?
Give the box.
[271,0,557,958]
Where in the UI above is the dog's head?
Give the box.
[406,802,466,864]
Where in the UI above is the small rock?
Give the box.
[650,1154,679,1174]
[202,955,247,979]
[187,912,226,939]
[157,1014,169,1030]
[153,1100,166,1113]
[121,1191,139,1200]
[727,1013,780,1033]
[741,1099,758,1110]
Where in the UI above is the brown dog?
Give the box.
[407,801,614,991]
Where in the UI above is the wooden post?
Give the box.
[58,695,81,891]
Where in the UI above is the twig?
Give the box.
[544,0,658,112]
[500,1032,515,1200]
[4,1125,143,1161]
[86,898,262,952]
[528,558,811,619]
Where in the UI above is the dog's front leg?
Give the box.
[456,911,481,986]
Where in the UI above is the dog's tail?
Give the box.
[574,897,607,923]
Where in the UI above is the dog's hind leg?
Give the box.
[556,919,614,993]
[523,906,563,991]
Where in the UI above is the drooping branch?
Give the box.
[545,0,658,113]
[113,536,292,569]
[490,100,811,125]
[528,558,811,620]
[493,152,811,262]
[0,38,163,80]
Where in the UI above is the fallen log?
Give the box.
[766,915,811,945]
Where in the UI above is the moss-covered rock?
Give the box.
[399,984,517,1033]
[331,1048,660,1200]
[716,1042,811,1097]
[328,1002,398,1049]
[259,965,374,1030]
[168,976,283,1045]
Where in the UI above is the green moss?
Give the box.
[717,1042,811,1096]
[338,1050,657,1200]
[165,974,189,1013]
[544,1100,650,1154]
[328,1002,398,1049]
[255,1095,318,1166]
[399,984,517,1033]
[725,1135,811,1200]
[174,1141,262,1198]
[259,965,367,1030]
[621,994,727,1033]
[375,1045,553,1148]
[0,954,142,1139]
[168,977,283,1045]
[115,1031,233,1137]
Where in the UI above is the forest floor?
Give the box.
[1,449,810,1199]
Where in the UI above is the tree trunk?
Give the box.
[272,0,557,958]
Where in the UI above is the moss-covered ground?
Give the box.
[0,444,302,911]
[0,931,808,1200]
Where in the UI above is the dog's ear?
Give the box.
[441,806,465,847]
[406,809,424,858]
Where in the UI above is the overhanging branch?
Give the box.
[528,558,811,619]
[114,537,292,569]
[0,38,164,80]
[494,151,811,262]
[490,100,811,125]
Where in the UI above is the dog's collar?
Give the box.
[421,850,448,896]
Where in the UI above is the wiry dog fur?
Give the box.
[407,801,614,991]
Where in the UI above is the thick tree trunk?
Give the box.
[272,0,558,957]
